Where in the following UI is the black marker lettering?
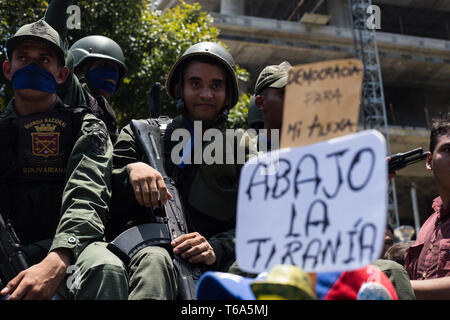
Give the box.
[305,199,329,236]
[348,148,375,191]
[294,154,322,198]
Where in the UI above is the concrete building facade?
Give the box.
[157,0,450,230]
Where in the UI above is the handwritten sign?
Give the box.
[236,130,387,273]
[281,59,363,148]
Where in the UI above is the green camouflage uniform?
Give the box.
[0,98,128,299]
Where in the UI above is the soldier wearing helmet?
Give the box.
[43,1,126,143]
[68,35,127,142]
[111,42,240,299]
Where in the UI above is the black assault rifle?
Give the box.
[0,211,64,300]
[107,83,200,300]
[388,147,428,174]
[0,212,28,287]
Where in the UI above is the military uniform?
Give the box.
[112,116,238,299]
[111,42,240,299]
[1,19,128,299]
[0,97,128,299]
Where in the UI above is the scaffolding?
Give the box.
[348,0,400,227]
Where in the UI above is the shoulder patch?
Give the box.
[82,116,109,155]
[90,129,108,155]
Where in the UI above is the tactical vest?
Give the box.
[0,106,86,244]
[162,116,237,239]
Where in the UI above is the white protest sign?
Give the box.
[236,130,387,273]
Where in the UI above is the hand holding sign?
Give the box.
[236,130,387,273]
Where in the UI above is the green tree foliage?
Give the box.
[0,0,48,109]
[0,0,250,128]
[226,92,251,130]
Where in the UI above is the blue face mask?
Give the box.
[12,63,57,93]
[86,66,119,96]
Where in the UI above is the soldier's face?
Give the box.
[3,42,68,98]
[256,87,285,130]
[181,61,227,122]
[427,132,450,194]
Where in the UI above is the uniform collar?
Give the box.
[1,96,63,119]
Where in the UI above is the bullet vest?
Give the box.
[0,105,86,244]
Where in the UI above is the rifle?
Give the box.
[107,83,200,300]
[388,147,428,174]
[0,211,64,300]
[0,212,28,287]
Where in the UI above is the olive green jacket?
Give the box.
[0,98,113,261]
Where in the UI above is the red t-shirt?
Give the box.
[404,197,450,280]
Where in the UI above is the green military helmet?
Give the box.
[247,94,264,129]
[69,35,127,79]
[165,41,239,109]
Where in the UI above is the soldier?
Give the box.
[253,61,292,150]
[44,0,126,143]
[112,42,240,299]
[0,20,128,300]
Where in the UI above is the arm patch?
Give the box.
[90,130,108,155]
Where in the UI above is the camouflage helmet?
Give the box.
[165,42,239,109]
[247,95,264,128]
[69,35,127,78]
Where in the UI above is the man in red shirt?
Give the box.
[404,115,450,299]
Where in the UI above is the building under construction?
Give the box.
[157,0,450,232]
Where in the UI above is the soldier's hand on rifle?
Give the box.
[126,162,173,208]
[171,232,216,265]
[0,249,70,300]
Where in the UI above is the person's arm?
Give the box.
[50,113,113,260]
[0,249,71,300]
[411,277,450,299]
[113,124,172,208]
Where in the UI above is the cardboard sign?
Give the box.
[281,59,363,149]
[236,130,387,273]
